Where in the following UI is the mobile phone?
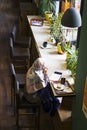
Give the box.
[54,71,62,75]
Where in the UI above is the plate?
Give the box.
[53,83,65,91]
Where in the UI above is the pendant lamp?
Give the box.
[61,7,82,28]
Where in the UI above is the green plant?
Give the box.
[50,12,64,41]
[38,0,56,17]
[63,42,78,76]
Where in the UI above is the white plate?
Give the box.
[53,83,65,91]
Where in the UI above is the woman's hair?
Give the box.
[32,57,45,70]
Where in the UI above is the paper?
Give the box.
[49,72,62,81]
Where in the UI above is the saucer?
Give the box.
[53,83,65,91]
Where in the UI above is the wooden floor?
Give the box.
[0,0,55,130]
[0,0,72,130]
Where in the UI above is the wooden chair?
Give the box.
[9,37,30,68]
[12,61,27,74]
[15,78,40,130]
[10,63,27,115]
[10,19,31,48]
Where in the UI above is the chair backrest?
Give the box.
[15,77,24,108]
[11,22,17,41]
[11,19,22,42]
[10,63,16,89]
[15,79,20,99]
[9,37,14,58]
[10,63,16,75]
[28,37,31,50]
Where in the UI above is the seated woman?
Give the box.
[24,57,49,103]
[24,57,60,116]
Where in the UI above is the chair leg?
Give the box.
[37,107,40,130]
[15,107,40,130]
[11,85,13,106]
[35,107,40,130]
[16,110,19,130]
[11,86,16,116]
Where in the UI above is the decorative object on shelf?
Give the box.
[74,0,81,11]
[61,0,71,12]
[54,0,62,16]
[57,42,65,54]
[30,17,44,26]
[45,11,53,23]
[61,7,82,28]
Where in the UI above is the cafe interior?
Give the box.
[0,0,87,130]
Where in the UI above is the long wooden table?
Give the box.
[27,15,75,97]
[27,16,76,127]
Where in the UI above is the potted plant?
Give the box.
[63,42,78,77]
[50,12,64,43]
[37,0,56,17]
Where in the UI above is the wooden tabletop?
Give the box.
[27,15,75,97]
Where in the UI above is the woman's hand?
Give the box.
[42,67,48,74]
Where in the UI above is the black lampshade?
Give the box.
[61,7,82,28]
